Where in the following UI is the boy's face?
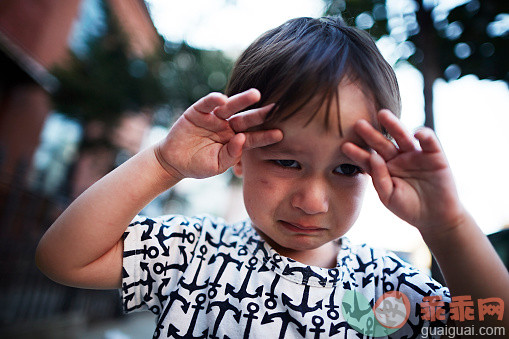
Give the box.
[234,81,376,266]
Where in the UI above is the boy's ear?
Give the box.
[233,161,243,177]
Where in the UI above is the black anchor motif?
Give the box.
[156,226,195,256]
[141,262,156,302]
[282,265,327,286]
[309,316,326,339]
[382,255,405,276]
[153,245,189,275]
[206,299,242,339]
[382,275,395,292]
[123,292,140,313]
[180,245,210,294]
[205,227,237,249]
[122,262,155,306]
[207,252,242,299]
[167,294,208,339]
[123,243,159,260]
[426,281,444,292]
[362,272,375,288]
[327,268,341,285]
[268,252,283,271]
[281,285,323,317]
[153,289,191,338]
[247,236,269,259]
[225,257,263,302]
[329,321,361,338]
[325,286,340,320]
[261,309,307,338]
[122,263,153,295]
[396,271,432,297]
[154,277,171,304]
[137,217,158,240]
[242,302,260,339]
[353,250,378,273]
[237,244,248,256]
[264,275,280,310]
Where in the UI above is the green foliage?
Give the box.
[51,0,233,129]
[154,41,233,126]
[325,0,388,39]
[323,0,508,83]
[440,1,508,82]
[51,0,167,126]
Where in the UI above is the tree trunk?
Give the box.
[415,0,441,130]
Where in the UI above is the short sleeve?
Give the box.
[381,250,450,298]
[121,214,205,315]
[380,251,451,337]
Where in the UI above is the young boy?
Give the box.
[36,17,508,338]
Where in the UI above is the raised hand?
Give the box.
[342,110,467,233]
[156,89,283,180]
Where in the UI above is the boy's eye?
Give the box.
[273,160,300,168]
[334,164,362,176]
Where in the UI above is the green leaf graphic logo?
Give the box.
[342,290,410,337]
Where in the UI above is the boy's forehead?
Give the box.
[266,81,377,133]
[262,114,371,154]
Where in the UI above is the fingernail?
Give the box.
[249,88,261,95]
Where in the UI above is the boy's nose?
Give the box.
[291,179,329,215]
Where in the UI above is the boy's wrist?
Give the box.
[419,209,475,251]
[153,143,185,183]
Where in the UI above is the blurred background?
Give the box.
[0,0,507,337]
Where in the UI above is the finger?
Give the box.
[214,88,261,120]
[341,142,371,173]
[228,103,275,132]
[370,152,394,206]
[378,110,416,152]
[224,133,246,161]
[414,127,442,153]
[354,120,399,160]
[243,129,283,150]
[216,133,246,173]
[191,92,228,114]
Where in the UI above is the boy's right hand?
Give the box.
[155,89,283,180]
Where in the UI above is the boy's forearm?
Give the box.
[35,145,180,286]
[421,213,509,314]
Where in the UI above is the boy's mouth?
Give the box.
[279,220,325,233]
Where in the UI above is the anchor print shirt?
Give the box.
[122,214,450,338]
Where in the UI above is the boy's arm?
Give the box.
[35,89,282,289]
[35,146,178,289]
[342,110,509,322]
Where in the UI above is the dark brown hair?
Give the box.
[226,16,401,133]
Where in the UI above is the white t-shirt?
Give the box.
[122,214,449,338]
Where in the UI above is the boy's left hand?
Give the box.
[342,110,467,235]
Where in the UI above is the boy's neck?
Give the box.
[259,232,340,268]
[288,241,340,268]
